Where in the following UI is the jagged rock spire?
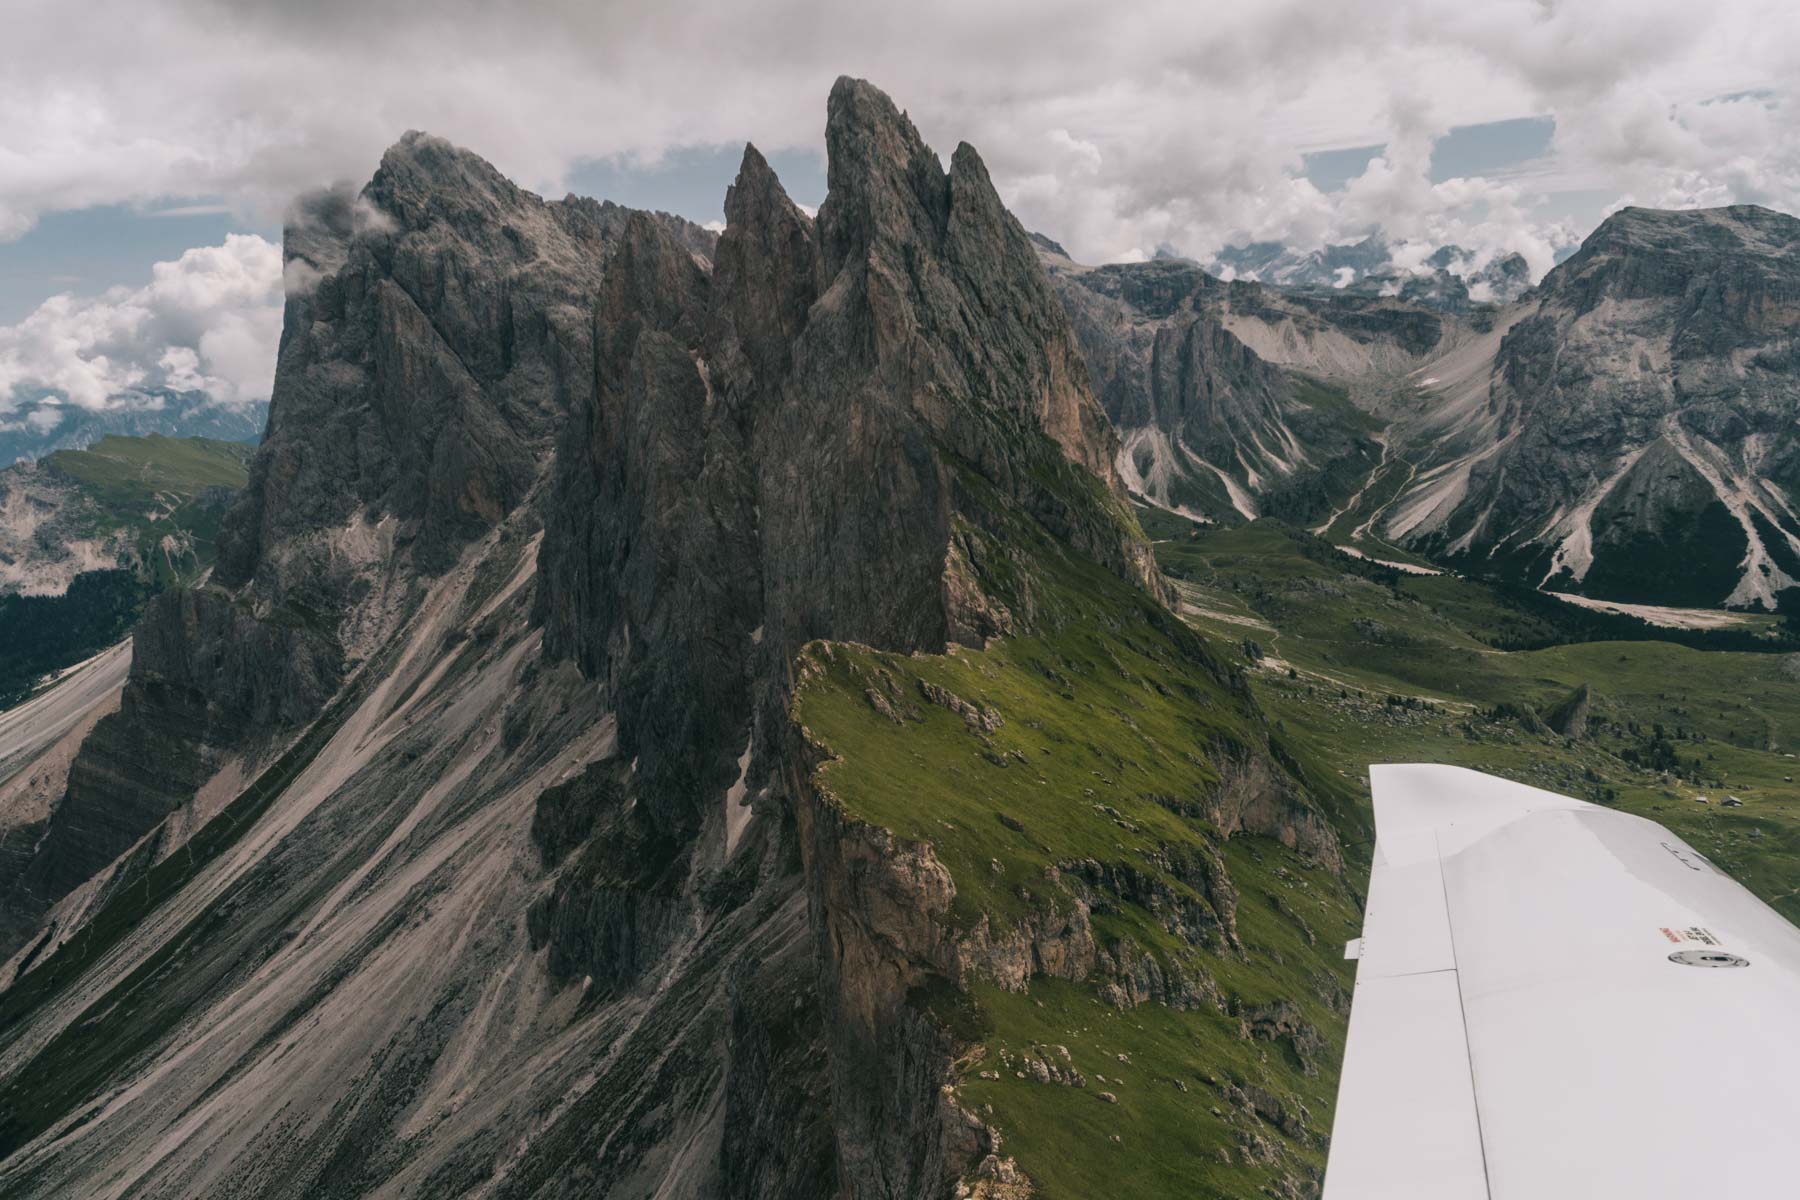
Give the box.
[715,143,820,376]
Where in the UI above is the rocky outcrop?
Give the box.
[794,771,983,1199]
[1548,683,1594,740]
[1204,750,1343,871]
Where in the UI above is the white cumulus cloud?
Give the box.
[0,233,282,413]
[0,0,1796,281]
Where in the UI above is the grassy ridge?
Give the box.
[43,434,252,585]
[797,501,1800,1195]
[46,433,253,501]
[795,503,1362,1195]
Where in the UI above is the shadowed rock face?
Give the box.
[0,589,343,962]
[1045,255,1383,526]
[220,133,714,612]
[0,138,718,965]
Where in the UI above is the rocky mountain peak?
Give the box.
[810,77,1125,493]
[819,75,950,268]
[539,77,1162,838]
[716,143,820,374]
[1379,202,1800,609]
[1546,203,1800,311]
[365,129,530,229]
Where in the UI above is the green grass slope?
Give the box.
[794,495,1364,1197]
[45,433,254,500]
[818,501,1800,1196]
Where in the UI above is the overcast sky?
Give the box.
[2,0,1796,425]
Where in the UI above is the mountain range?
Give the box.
[1207,236,1534,310]
[0,78,1340,1199]
[1050,205,1800,611]
[0,75,1797,1200]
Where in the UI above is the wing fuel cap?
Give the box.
[1668,949,1750,968]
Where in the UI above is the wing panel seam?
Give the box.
[1436,831,1494,1200]
[1356,965,1458,982]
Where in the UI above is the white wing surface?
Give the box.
[1324,763,1800,1199]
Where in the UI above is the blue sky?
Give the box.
[0,207,272,325]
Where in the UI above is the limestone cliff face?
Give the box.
[221,132,711,617]
[526,80,1168,1195]
[1385,205,1800,608]
[537,77,1156,839]
[790,750,985,1199]
[1047,256,1382,525]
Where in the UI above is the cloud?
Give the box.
[0,233,282,413]
[0,0,1795,281]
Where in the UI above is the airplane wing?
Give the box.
[1324,764,1800,1199]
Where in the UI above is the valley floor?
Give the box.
[1149,507,1800,928]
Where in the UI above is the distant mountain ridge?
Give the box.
[1044,253,1388,525]
[0,389,267,466]
[1037,240,1471,530]
[1207,235,1533,311]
